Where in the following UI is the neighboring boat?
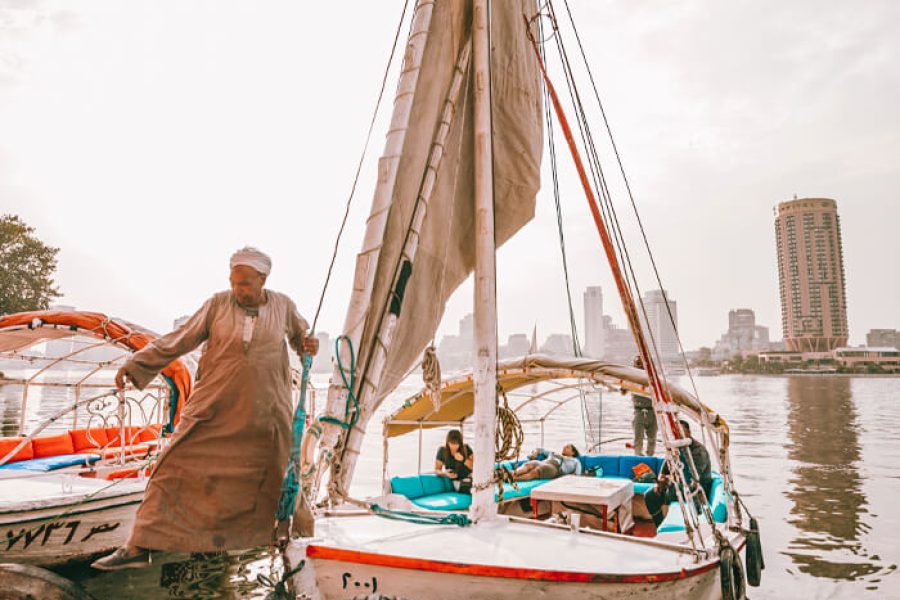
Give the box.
[0,310,193,566]
[284,1,761,599]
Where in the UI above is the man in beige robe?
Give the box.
[93,246,318,569]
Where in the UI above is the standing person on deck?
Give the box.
[631,355,657,456]
[92,246,319,570]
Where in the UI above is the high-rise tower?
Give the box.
[583,286,605,358]
[640,289,678,361]
[774,197,848,352]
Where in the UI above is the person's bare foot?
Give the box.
[91,546,151,571]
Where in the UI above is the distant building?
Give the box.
[583,286,605,358]
[713,308,771,360]
[639,289,679,362]
[540,334,575,356]
[311,331,334,373]
[500,333,530,359]
[833,347,900,371]
[866,329,900,350]
[602,316,638,364]
[774,197,849,352]
[437,313,476,372]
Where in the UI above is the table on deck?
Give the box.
[530,475,634,533]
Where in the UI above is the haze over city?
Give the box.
[2,1,898,350]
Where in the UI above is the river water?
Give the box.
[3,374,899,599]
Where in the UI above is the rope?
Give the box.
[317,336,359,430]
[492,387,523,503]
[274,353,312,523]
[370,504,471,527]
[257,559,306,600]
[308,0,411,332]
[421,346,442,412]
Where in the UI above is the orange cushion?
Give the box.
[0,437,34,463]
[106,426,143,447]
[138,426,160,442]
[31,433,75,458]
[87,444,152,459]
[69,428,109,452]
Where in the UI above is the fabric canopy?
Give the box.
[385,354,729,448]
[0,310,193,426]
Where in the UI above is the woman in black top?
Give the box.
[435,429,474,494]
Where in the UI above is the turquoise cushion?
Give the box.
[420,474,453,496]
[412,493,471,511]
[602,476,654,496]
[496,479,551,501]
[0,453,100,472]
[709,476,728,523]
[390,475,425,499]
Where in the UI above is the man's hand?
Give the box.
[302,336,319,356]
[115,367,132,391]
[655,473,670,495]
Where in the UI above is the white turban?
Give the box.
[230,246,272,276]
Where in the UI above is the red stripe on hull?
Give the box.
[306,545,719,584]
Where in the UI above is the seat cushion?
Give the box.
[581,455,620,478]
[496,479,551,501]
[420,474,453,496]
[0,453,100,472]
[0,437,34,464]
[31,433,76,458]
[709,475,728,523]
[391,475,425,500]
[138,424,162,443]
[69,428,109,452]
[412,493,471,511]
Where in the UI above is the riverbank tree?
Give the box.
[0,214,61,314]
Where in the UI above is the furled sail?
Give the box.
[313,0,542,496]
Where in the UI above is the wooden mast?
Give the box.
[470,0,498,523]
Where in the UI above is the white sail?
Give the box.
[314,0,543,497]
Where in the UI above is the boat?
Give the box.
[0,310,192,566]
[281,1,762,598]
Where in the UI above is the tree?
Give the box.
[0,214,61,314]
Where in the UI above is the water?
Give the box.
[3,374,899,598]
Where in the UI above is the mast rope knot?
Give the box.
[422,345,442,412]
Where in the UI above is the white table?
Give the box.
[530,475,634,533]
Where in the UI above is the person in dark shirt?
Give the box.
[643,420,713,527]
[435,429,474,494]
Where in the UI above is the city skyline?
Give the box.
[2,2,898,350]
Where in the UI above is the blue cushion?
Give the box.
[412,493,471,511]
[390,475,425,499]
[0,453,100,472]
[581,455,620,477]
[420,474,453,496]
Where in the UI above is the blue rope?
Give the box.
[317,335,359,430]
[370,504,471,527]
[161,375,178,435]
[275,352,312,522]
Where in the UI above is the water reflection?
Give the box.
[61,548,279,600]
[783,376,881,579]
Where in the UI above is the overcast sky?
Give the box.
[1,1,898,351]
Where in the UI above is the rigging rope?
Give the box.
[421,346,442,413]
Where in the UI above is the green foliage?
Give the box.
[0,214,61,314]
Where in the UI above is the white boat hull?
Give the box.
[0,474,145,566]
[288,514,743,600]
